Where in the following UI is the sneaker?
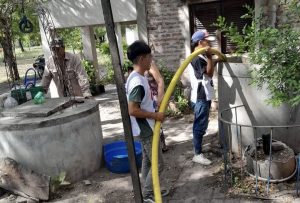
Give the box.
[192,153,212,165]
[143,195,155,203]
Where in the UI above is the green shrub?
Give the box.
[123,59,133,73]
[58,28,83,52]
[160,65,182,99]
[214,2,300,107]
[97,40,132,84]
[99,42,110,55]
[99,55,114,84]
[82,59,107,95]
[176,95,189,113]
[159,64,190,115]
[82,59,96,85]
[122,41,128,55]
[165,108,182,118]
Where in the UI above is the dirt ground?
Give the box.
[0,85,300,203]
[0,84,223,203]
[45,134,223,203]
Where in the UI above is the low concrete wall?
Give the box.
[218,59,300,153]
[0,100,103,182]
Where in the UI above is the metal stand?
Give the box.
[36,1,74,99]
[296,154,300,196]
[219,105,300,197]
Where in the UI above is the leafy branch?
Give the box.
[214,3,300,107]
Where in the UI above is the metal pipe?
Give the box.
[234,106,242,180]
[219,105,300,196]
[219,120,228,189]
[239,125,243,179]
[219,105,300,128]
[254,127,259,196]
[246,160,297,183]
[266,128,273,196]
[296,154,300,196]
[228,123,233,184]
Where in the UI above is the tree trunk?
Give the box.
[0,17,20,81]
[18,38,25,52]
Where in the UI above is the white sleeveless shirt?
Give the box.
[125,71,155,136]
[187,55,215,103]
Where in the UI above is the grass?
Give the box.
[0,46,43,65]
[0,46,113,84]
[0,46,44,83]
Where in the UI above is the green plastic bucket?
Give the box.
[29,86,44,99]
[11,89,27,105]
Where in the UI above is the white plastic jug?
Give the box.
[4,96,18,109]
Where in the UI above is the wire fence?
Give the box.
[219,105,300,197]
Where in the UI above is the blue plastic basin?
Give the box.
[103,141,142,173]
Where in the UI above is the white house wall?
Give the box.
[44,0,137,28]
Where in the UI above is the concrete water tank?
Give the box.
[218,57,300,153]
[0,98,103,182]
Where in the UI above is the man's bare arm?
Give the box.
[128,101,164,122]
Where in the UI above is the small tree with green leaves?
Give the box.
[215,2,300,107]
[0,0,21,81]
[12,1,41,51]
[57,28,83,53]
[1,0,41,81]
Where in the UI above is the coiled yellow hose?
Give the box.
[152,48,226,203]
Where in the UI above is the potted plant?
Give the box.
[82,59,105,96]
[214,1,300,153]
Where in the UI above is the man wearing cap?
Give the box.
[187,30,218,165]
[41,38,91,98]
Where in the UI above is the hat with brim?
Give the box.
[191,30,216,43]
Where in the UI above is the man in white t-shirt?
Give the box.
[187,30,217,165]
[126,41,168,203]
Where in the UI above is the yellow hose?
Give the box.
[151,48,226,203]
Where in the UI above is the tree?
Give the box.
[0,0,20,81]
[58,28,82,53]
[12,2,41,51]
[215,2,300,106]
[0,0,40,81]
[94,26,106,44]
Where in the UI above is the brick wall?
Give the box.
[146,0,187,70]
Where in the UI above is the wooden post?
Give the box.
[100,1,143,202]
